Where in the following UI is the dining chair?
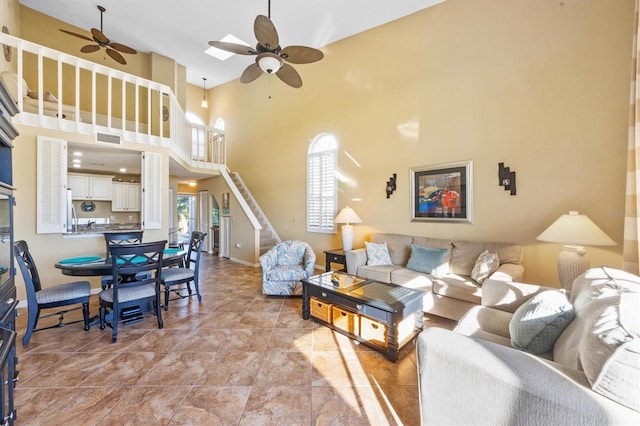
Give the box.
[161,231,207,310]
[101,231,144,289]
[13,240,91,345]
[98,240,166,343]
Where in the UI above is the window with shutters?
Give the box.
[307,134,337,233]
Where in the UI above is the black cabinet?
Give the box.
[0,77,20,425]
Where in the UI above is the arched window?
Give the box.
[307,134,337,233]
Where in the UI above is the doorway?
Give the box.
[176,194,196,244]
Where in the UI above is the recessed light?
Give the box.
[72,164,81,168]
[72,159,81,163]
[188,181,197,187]
[119,168,127,173]
[73,151,83,156]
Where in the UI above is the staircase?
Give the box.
[229,172,281,254]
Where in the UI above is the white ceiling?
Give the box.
[19,0,443,88]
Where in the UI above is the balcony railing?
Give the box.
[0,32,225,171]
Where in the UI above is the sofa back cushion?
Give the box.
[449,241,522,276]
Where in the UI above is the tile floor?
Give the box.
[14,254,456,425]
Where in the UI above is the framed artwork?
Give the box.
[410,160,473,223]
[222,192,229,214]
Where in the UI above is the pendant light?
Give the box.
[201,77,208,108]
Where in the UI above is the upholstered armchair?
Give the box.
[260,240,316,296]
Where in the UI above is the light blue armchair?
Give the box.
[260,240,316,296]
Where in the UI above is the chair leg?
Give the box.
[82,302,90,331]
[164,286,170,311]
[193,279,202,302]
[111,312,118,343]
[155,298,164,329]
[22,307,41,345]
[99,305,106,330]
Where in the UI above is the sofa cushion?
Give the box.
[449,241,488,276]
[580,292,640,412]
[432,275,482,304]
[371,233,413,265]
[571,266,640,312]
[357,264,402,283]
[509,290,575,355]
[390,267,436,289]
[364,241,393,266]
[406,243,450,275]
[471,250,500,284]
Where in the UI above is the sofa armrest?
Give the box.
[481,279,557,313]
[416,328,640,425]
[490,262,525,282]
[345,248,367,274]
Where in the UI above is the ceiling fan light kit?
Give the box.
[257,52,283,74]
[208,2,323,88]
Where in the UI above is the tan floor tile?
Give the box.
[169,386,251,426]
[240,385,312,425]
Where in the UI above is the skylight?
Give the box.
[205,34,251,61]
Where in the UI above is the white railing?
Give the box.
[0,32,225,170]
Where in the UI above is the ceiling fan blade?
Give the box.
[110,43,137,55]
[281,46,324,64]
[106,48,126,65]
[91,28,109,44]
[254,15,279,50]
[80,44,101,53]
[240,63,263,84]
[208,41,257,55]
[276,63,303,88]
[59,29,93,42]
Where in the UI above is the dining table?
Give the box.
[54,248,186,326]
[54,248,186,277]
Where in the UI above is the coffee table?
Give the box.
[301,272,424,362]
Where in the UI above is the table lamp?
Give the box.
[537,210,616,290]
[334,206,362,251]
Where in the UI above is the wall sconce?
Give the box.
[386,173,397,198]
[201,77,208,108]
[498,163,516,196]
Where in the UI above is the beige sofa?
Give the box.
[345,233,524,320]
[416,267,640,425]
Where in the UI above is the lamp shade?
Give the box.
[334,207,362,225]
[537,211,616,246]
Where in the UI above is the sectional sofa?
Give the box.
[345,233,524,320]
[416,266,640,424]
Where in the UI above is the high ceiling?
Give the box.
[19,0,443,88]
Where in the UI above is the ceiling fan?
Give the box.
[208,1,323,88]
[59,5,137,65]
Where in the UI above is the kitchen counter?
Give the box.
[64,223,142,237]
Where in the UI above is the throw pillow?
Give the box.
[471,250,500,284]
[405,243,449,276]
[509,290,575,355]
[44,91,58,102]
[365,241,393,266]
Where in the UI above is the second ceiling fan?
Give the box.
[59,5,137,65]
[208,2,323,88]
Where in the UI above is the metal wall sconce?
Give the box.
[498,163,516,195]
[386,173,397,198]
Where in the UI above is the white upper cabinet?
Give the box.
[112,182,141,212]
[68,173,113,200]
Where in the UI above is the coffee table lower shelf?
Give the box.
[301,275,424,362]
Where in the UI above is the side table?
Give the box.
[324,249,347,272]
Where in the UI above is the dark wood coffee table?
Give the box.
[301,272,424,362]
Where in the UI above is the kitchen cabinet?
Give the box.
[68,173,113,201]
[111,182,141,212]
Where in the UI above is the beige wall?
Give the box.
[208,0,635,286]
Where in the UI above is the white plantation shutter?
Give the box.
[307,134,337,233]
[142,151,162,229]
[37,136,67,234]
